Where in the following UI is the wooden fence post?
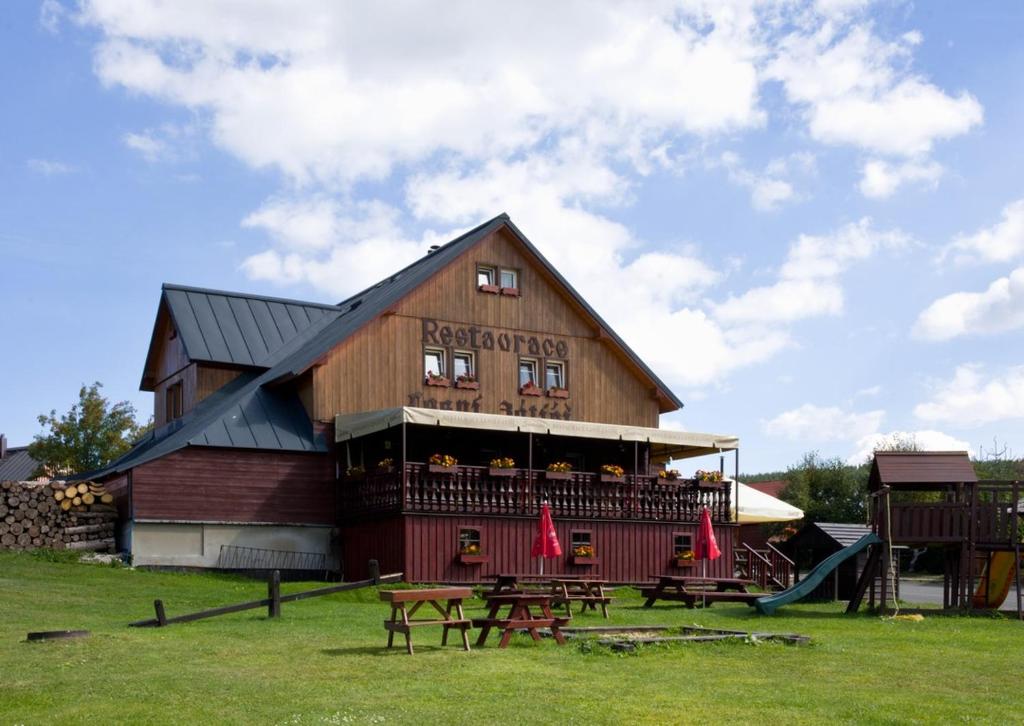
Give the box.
[154,599,167,627]
[368,559,380,585]
[268,570,281,618]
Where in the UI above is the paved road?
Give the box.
[898,577,1022,609]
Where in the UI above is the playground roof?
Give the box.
[787,522,872,552]
[869,451,977,491]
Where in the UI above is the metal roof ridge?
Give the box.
[161,283,342,311]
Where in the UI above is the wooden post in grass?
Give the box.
[154,599,167,627]
[268,570,281,618]
[368,559,380,585]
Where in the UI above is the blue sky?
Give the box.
[2,1,1022,473]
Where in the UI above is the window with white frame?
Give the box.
[453,351,475,381]
[477,265,496,287]
[424,348,446,379]
[499,268,518,289]
[519,358,538,387]
[545,360,565,389]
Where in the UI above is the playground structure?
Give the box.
[756,452,1022,618]
[857,451,1022,618]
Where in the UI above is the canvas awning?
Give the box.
[731,481,803,524]
[334,406,738,461]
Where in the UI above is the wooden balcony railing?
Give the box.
[339,463,732,523]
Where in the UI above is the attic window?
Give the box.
[499,269,519,297]
[166,381,184,422]
[477,265,498,293]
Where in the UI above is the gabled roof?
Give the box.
[869,451,977,491]
[141,284,341,389]
[789,522,872,550]
[0,447,40,481]
[99,213,684,479]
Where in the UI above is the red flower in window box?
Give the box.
[519,380,543,397]
[546,387,569,399]
[455,374,479,390]
[425,371,450,387]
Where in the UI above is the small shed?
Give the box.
[785,522,881,601]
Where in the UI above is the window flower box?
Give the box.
[500,287,520,297]
[570,556,599,566]
[478,284,500,294]
[519,382,542,397]
[458,553,490,565]
[425,375,450,387]
[455,379,479,390]
[672,558,699,569]
[600,474,625,484]
[546,387,569,399]
[488,467,516,477]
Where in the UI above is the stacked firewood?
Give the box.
[0,480,118,552]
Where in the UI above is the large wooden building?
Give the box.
[94,214,740,581]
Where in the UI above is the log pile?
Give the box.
[0,480,118,553]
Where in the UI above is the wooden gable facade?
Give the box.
[308,225,671,428]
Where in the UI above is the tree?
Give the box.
[29,383,147,476]
[780,451,868,524]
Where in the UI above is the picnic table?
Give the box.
[639,575,761,609]
[484,573,581,596]
[549,578,612,618]
[380,587,473,655]
[472,593,570,648]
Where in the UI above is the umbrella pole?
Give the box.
[702,558,707,609]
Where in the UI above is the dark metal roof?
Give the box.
[0,447,40,481]
[869,451,977,490]
[789,522,872,550]
[162,284,340,368]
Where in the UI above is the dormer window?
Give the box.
[166,381,183,422]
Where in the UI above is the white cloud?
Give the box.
[859,157,943,199]
[763,403,886,442]
[122,131,167,161]
[713,218,910,324]
[944,198,1024,264]
[847,429,971,465]
[915,364,1024,427]
[768,25,982,157]
[716,151,816,211]
[39,0,64,33]
[855,385,881,397]
[913,267,1024,341]
[26,159,76,176]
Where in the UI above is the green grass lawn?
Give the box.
[1,551,1020,725]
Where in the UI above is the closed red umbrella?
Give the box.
[531,501,562,574]
[694,506,721,607]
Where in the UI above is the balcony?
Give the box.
[339,463,732,523]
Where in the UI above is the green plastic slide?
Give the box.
[755,532,883,615]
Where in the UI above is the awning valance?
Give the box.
[334,407,738,461]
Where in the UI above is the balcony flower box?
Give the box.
[600,474,625,484]
[428,465,457,474]
[458,553,490,565]
[500,287,520,297]
[478,284,500,294]
[455,379,480,390]
[570,556,599,566]
[696,479,726,490]
[488,467,517,477]
[546,387,569,399]
[545,471,571,481]
[519,382,543,397]
[425,375,450,388]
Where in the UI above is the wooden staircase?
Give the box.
[735,543,795,591]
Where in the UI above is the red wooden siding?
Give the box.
[400,514,735,583]
[341,517,405,580]
[129,448,335,525]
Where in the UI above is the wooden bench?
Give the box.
[380,587,473,654]
[641,576,760,609]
